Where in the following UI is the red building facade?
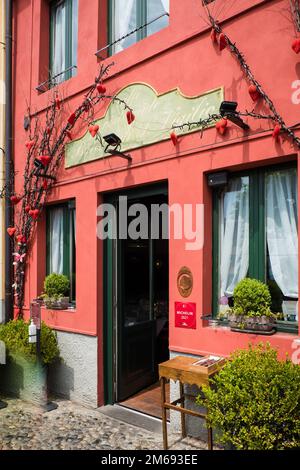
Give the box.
[12,0,300,411]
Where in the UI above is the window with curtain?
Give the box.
[109,0,169,55]
[50,0,78,84]
[213,165,298,332]
[47,201,76,303]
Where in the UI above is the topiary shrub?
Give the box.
[197,344,300,450]
[0,319,60,365]
[233,278,272,317]
[43,273,70,300]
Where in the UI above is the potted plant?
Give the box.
[227,278,276,334]
[42,273,70,310]
[0,319,60,406]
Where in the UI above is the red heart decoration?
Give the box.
[10,195,21,205]
[272,124,281,142]
[7,227,16,237]
[292,38,300,54]
[37,155,51,166]
[88,125,99,138]
[67,112,76,126]
[66,131,73,140]
[219,33,227,51]
[211,28,217,43]
[25,140,34,151]
[42,180,48,189]
[25,205,31,213]
[216,118,228,135]
[29,209,40,220]
[126,110,135,125]
[170,132,178,146]
[97,83,106,94]
[16,234,26,244]
[55,97,61,109]
[248,84,260,102]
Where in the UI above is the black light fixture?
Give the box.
[33,158,45,170]
[220,101,250,130]
[103,133,132,161]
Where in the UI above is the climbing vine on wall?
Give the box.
[1,62,134,316]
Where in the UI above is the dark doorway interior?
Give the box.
[117,192,169,403]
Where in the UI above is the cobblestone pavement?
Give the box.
[0,398,209,450]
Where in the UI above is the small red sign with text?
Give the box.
[175,302,196,329]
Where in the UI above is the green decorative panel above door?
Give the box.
[65,83,224,168]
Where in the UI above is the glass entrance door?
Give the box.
[116,191,169,402]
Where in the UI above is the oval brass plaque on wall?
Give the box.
[177,266,193,298]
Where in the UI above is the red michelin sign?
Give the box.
[175,302,196,329]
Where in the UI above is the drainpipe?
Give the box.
[5,0,13,322]
[0,1,6,324]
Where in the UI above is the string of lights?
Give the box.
[200,2,300,149]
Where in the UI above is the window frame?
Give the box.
[46,200,76,304]
[212,162,298,334]
[108,0,169,56]
[49,0,77,83]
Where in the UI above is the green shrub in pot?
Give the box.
[229,278,276,332]
[42,273,70,309]
[197,343,300,450]
[0,319,60,365]
[0,319,60,405]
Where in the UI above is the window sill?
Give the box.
[41,305,76,314]
[205,323,299,337]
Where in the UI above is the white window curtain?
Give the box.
[220,177,249,299]
[52,2,66,78]
[113,0,136,53]
[49,207,64,275]
[147,0,169,35]
[266,169,298,299]
[71,0,78,76]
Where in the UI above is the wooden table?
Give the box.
[159,356,224,450]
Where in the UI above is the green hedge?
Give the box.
[197,344,300,449]
[0,320,60,365]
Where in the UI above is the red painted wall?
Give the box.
[12,0,300,405]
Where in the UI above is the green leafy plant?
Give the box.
[197,344,300,450]
[232,278,273,317]
[43,273,70,300]
[0,320,60,365]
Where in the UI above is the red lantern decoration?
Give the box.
[170,132,178,146]
[25,140,35,151]
[67,112,76,126]
[10,195,21,205]
[219,33,227,51]
[37,155,51,166]
[272,124,281,142]
[216,118,228,135]
[96,83,106,94]
[88,125,99,138]
[29,209,40,220]
[248,84,260,102]
[292,38,300,54]
[211,28,217,44]
[7,227,16,237]
[126,110,135,125]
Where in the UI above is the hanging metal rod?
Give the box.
[95,12,169,57]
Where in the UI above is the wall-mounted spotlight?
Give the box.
[33,158,45,170]
[103,133,132,162]
[220,101,250,130]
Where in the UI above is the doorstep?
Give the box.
[98,404,165,435]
